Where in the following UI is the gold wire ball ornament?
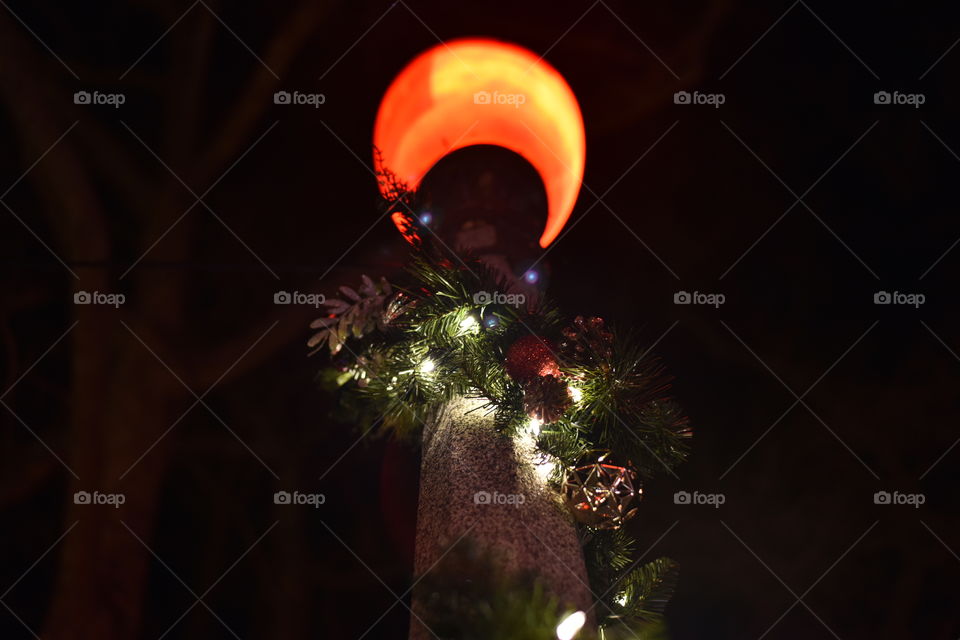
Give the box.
[561,451,641,530]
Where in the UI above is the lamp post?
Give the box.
[373,39,592,638]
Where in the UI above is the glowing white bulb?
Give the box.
[556,611,586,640]
[526,417,542,437]
[418,358,436,374]
[615,592,628,606]
[568,384,583,404]
[534,456,556,482]
[457,314,480,335]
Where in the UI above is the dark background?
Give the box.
[1,1,958,638]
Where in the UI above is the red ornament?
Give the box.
[504,335,560,381]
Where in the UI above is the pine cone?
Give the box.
[559,316,614,366]
[523,374,572,424]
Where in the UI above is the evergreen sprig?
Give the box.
[418,541,570,640]
[610,557,681,626]
[581,529,679,628]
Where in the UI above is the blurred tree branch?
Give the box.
[0,3,333,638]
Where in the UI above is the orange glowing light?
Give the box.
[373,38,586,248]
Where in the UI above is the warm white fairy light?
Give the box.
[556,610,586,640]
[568,383,583,404]
[615,592,628,606]
[516,418,554,481]
[418,358,436,374]
[526,417,542,437]
[457,313,480,335]
[534,454,556,482]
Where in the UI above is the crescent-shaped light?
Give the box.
[373,38,586,248]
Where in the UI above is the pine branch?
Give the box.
[416,539,576,640]
[611,557,680,624]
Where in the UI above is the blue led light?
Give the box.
[523,270,539,284]
[419,212,433,225]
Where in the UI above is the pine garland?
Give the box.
[312,166,692,636]
[314,254,690,468]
